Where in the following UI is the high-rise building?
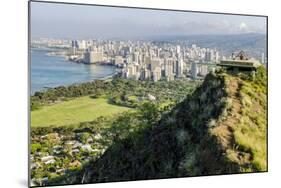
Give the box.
[191,61,198,80]
[205,49,219,63]
[124,64,137,79]
[176,58,184,77]
[83,50,90,63]
[150,58,161,70]
[152,67,162,82]
[126,55,133,64]
[164,58,174,78]
[164,59,175,81]
[144,56,151,66]
[140,68,151,80]
[71,40,79,54]
[205,49,213,62]
[176,45,181,58]
[122,64,132,79]
[78,40,87,50]
[71,40,79,49]
[84,49,103,64]
[133,52,139,63]
[114,56,124,67]
[214,50,219,63]
[156,48,161,58]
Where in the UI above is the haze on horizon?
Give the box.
[30,1,267,40]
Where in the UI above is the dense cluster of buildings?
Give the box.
[68,40,220,81]
[32,38,266,81]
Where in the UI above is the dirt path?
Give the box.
[210,76,251,165]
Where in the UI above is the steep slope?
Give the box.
[48,67,267,185]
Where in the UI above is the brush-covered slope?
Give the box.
[49,67,267,185]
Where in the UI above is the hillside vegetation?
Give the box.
[46,67,267,185]
[30,78,198,185]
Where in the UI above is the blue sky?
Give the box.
[30,1,267,39]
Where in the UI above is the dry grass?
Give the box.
[210,67,267,172]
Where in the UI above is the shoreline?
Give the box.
[31,72,119,95]
[31,49,120,95]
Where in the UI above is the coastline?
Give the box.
[31,48,120,94]
[31,72,119,95]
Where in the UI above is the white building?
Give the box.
[150,58,161,70]
[152,67,162,82]
[115,56,124,66]
[176,45,181,57]
[164,58,174,79]
[122,64,138,79]
[78,40,87,50]
[84,49,103,64]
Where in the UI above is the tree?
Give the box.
[80,132,91,144]
[139,102,160,125]
[92,88,103,98]
[31,100,42,111]
[31,143,42,154]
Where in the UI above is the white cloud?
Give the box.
[239,22,249,32]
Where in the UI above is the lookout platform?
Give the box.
[218,51,261,72]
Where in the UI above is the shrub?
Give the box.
[207,119,217,128]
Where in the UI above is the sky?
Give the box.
[30,1,267,39]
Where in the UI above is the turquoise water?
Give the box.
[31,49,118,93]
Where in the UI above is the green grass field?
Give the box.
[31,96,132,127]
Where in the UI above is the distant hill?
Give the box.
[153,33,267,59]
[48,67,267,185]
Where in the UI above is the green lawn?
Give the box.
[31,96,132,127]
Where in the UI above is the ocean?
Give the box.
[30,49,118,94]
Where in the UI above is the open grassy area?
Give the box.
[31,96,132,127]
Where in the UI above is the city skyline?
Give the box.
[30,2,267,39]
